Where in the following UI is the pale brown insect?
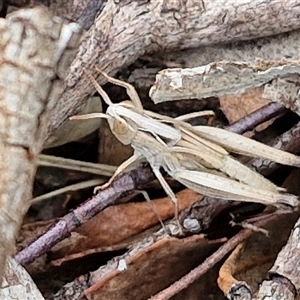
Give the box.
[72,69,300,222]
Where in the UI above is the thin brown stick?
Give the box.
[225,102,287,134]
[14,166,154,265]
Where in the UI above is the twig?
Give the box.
[225,102,287,134]
[264,214,300,296]
[14,166,154,265]
[149,61,300,103]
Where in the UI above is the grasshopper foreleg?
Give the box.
[94,153,142,193]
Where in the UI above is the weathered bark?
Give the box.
[35,0,104,30]
[157,29,300,68]
[0,257,45,299]
[0,7,81,285]
[149,60,300,103]
[149,60,300,119]
[261,216,300,299]
[46,0,300,142]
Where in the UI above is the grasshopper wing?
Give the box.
[172,145,283,193]
[171,169,298,207]
[173,127,283,193]
[144,111,300,167]
[192,126,300,166]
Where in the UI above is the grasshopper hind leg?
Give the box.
[139,190,168,234]
[152,167,184,235]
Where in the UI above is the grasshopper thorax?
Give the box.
[107,115,136,145]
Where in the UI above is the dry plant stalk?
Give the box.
[0,7,81,285]
[73,71,300,220]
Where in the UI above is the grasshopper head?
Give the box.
[107,116,136,145]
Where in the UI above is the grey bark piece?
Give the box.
[161,29,300,69]
[149,60,300,103]
[256,280,295,300]
[0,257,45,300]
[263,75,300,115]
[268,216,300,293]
[0,7,81,286]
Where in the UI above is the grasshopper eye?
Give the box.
[108,117,136,145]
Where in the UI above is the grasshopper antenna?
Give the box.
[83,69,114,106]
[95,67,144,111]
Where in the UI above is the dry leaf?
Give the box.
[218,212,298,297]
[219,87,271,131]
[85,234,224,300]
[218,169,300,298]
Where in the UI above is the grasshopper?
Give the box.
[72,70,300,221]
